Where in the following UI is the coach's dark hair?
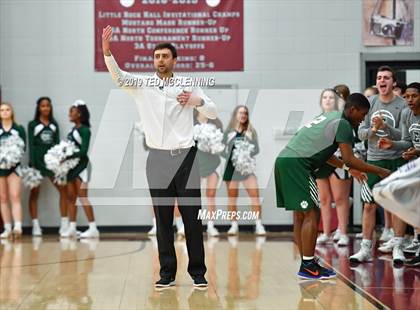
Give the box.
[34,96,55,122]
[344,93,370,111]
[406,82,420,92]
[377,65,396,82]
[74,105,91,127]
[153,43,177,58]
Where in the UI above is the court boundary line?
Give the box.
[0,240,146,270]
[320,258,390,310]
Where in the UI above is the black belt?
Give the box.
[149,146,194,157]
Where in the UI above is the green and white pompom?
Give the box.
[44,140,80,185]
[193,123,225,154]
[16,166,43,189]
[0,134,25,170]
[231,139,256,175]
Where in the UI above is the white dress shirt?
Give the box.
[104,55,217,150]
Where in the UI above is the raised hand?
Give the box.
[102,25,113,56]
[177,90,202,107]
[378,137,393,150]
[371,116,384,131]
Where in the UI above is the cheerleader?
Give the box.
[194,109,223,236]
[315,89,353,246]
[223,105,266,235]
[0,102,26,239]
[60,100,99,238]
[28,97,68,236]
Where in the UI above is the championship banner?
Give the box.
[373,158,420,228]
[95,0,243,72]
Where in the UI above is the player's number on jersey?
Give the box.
[304,115,327,128]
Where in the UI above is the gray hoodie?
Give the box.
[393,108,420,151]
[358,94,405,161]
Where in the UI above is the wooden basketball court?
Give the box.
[1,234,418,309]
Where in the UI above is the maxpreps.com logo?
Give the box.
[371,110,396,137]
[409,123,420,149]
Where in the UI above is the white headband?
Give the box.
[73,99,86,107]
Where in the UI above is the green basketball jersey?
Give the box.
[280,111,354,169]
[28,120,60,172]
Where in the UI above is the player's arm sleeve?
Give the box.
[104,54,145,90]
[193,87,217,120]
[67,128,91,159]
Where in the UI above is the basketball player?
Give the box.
[274,93,390,280]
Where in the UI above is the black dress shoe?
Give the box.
[155,278,175,288]
[193,276,208,288]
